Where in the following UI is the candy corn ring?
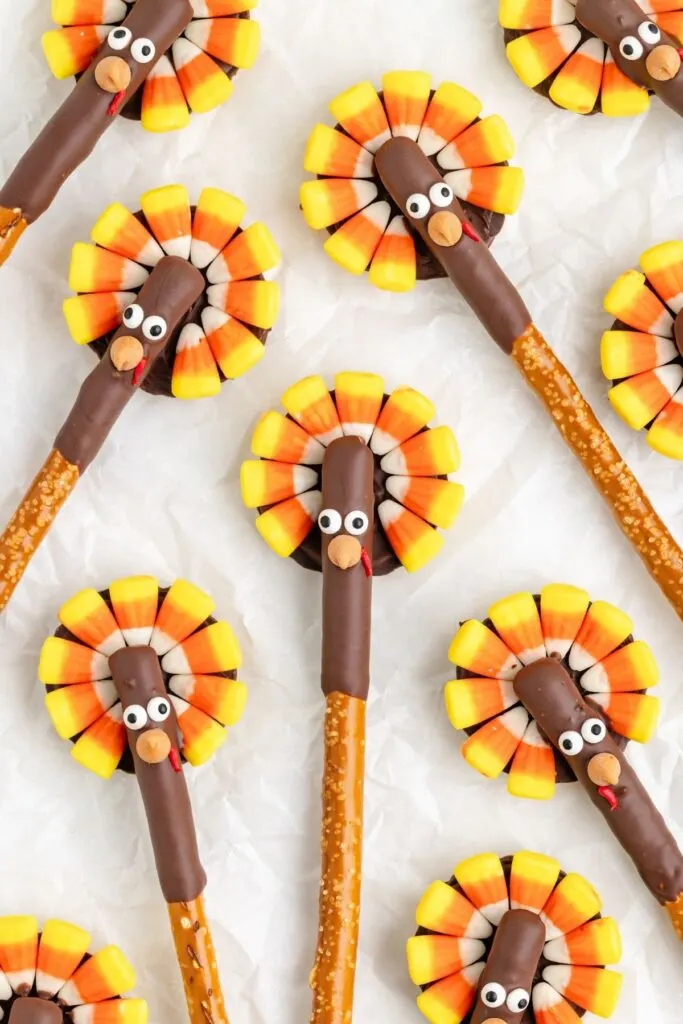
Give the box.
[500,0,683,117]
[446,586,660,800]
[44,0,261,133]
[601,241,683,460]
[241,371,464,575]
[409,852,623,1024]
[40,577,246,1024]
[0,916,147,1023]
[64,184,281,399]
[300,72,524,292]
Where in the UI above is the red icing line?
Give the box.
[360,547,372,577]
[107,90,127,117]
[132,358,147,387]
[462,221,480,243]
[169,748,182,773]
[597,785,619,811]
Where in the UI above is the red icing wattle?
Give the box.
[598,785,619,811]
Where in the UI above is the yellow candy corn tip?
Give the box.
[603,270,645,317]
[230,19,261,69]
[254,510,299,558]
[400,528,444,574]
[368,261,416,293]
[220,333,265,380]
[62,296,96,345]
[184,720,227,767]
[648,424,683,460]
[608,382,649,431]
[96,946,137,992]
[463,741,506,779]
[222,679,248,726]
[0,916,38,941]
[444,679,480,731]
[71,738,119,780]
[189,75,234,114]
[495,166,525,215]
[42,918,91,951]
[640,240,683,274]
[603,89,650,118]
[324,231,370,276]
[507,772,555,801]
[455,852,501,882]
[171,374,223,401]
[142,106,191,134]
[44,691,79,741]
[41,30,75,79]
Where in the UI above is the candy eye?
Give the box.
[507,988,530,1013]
[581,718,607,745]
[481,983,506,1008]
[147,696,171,723]
[559,730,584,756]
[406,193,431,219]
[638,21,660,44]
[344,511,369,536]
[131,37,156,64]
[123,704,148,731]
[123,303,144,329]
[318,509,342,535]
[142,315,167,341]
[619,35,644,60]
[429,183,454,208]
[108,27,132,50]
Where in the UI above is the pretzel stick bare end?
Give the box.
[311,691,366,1024]
[512,325,683,620]
[168,896,229,1024]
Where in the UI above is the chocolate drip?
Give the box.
[0,0,192,224]
[321,437,374,701]
[515,658,683,905]
[575,0,683,117]
[7,999,62,1024]
[470,909,545,1024]
[110,646,206,904]
[374,137,531,354]
[55,256,203,471]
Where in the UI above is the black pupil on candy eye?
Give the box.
[624,43,635,55]
[352,517,364,529]
[158,702,168,715]
[320,515,331,529]
[562,739,572,750]
[150,325,162,337]
[114,30,126,39]
[519,998,528,1009]
[409,202,420,214]
[127,712,139,725]
[439,187,449,198]
[485,993,497,1004]
[141,45,152,57]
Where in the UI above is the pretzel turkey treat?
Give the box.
[409,851,623,1024]
[0,185,280,614]
[500,0,683,116]
[300,70,683,624]
[446,585,683,941]
[40,576,247,1024]
[0,916,147,1024]
[600,241,683,460]
[241,372,463,1024]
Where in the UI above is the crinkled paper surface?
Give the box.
[0,0,682,1020]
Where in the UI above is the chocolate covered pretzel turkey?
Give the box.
[409,851,622,1024]
[0,185,280,613]
[446,586,683,941]
[300,71,683,624]
[40,577,247,1024]
[0,916,147,1024]
[240,372,463,1024]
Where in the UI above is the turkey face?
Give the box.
[470,909,544,1024]
[109,646,180,769]
[576,0,683,95]
[514,658,624,811]
[319,436,374,575]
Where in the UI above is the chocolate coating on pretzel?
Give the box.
[110,645,206,904]
[321,437,374,701]
[470,910,545,1024]
[374,137,531,353]
[8,999,63,1024]
[515,658,683,905]
[55,256,203,471]
[576,0,683,116]
[0,0,192,225]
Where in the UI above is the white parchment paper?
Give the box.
[1,0,683,1020]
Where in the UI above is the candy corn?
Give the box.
[299,178,378,231]
[0,917,39,993]
[509,851,560,914]
[380,426,460,477]
[505,25,581,88]
[207,279,280,329]
[140,185,192,261]
[454,853,509,925]
[141,57,190,134]
[250,410,325,465]
[507,720,556,800]
[386,476,464,530]
[240,460,318,508]
[406,935,485,986]
[91,204,163,267]
[150,579,216,657]
[415,881,493,939]
[202,309,265,380]
[488,591,545,665]
[37,920,91,998]
[63,292,135,345]
[334,372,385,442]
[255,491,321,558]
[604,270,673,335]
[444,165,525,216]
[161,621,242,675]
[184,16,261,69]
[70,706,126,779]
[329,81,391,153]
[282,376,343,446]
[171,696,227,765]
[191,188,245,270]
[172,38,233,114]
[42,25,108,78]
[52,0,127,25]
[168,674,247,726]
[444,676,517,730]
[324,201,392,276]
[58,588,124,656]
[581,640,659,694]
[172,323,222,400]
[499,0,577,30]
[437,115,516,171]
[589,692,660,743]
[542,965,622,1017]
[370,387,435,456]
[69,244,149,294]
[46,680,118,740]
[461,706,529,779]
[601,53,650,117]
[568,601,633,672]
[541,874,602,940]
[544,917,622,966]
[647,391,683,459]
[448,620,522,679]
[533,983,584,1024]
[58,946,136,1005]
[416,964,483,1024]
[377,500,444,573]
[382,71,432,141]
[207,222,281,284]
[304,125,374,179]
[549,38,605,115]
[600,331,676,380]
[540,583,589,659]
[608,366,683,430]
[71,999,149,1024]
[109,576,159,647]
[418,82,482,157]
[39,637,110,685]
[368,215,417,293]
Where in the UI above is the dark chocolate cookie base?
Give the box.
[457,596,631,786]
[50,586,236,775]
[86,208,268,398]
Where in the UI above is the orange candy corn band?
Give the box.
[310,693,365,1024]
[512,326,683,623]
[167,897,228,1024]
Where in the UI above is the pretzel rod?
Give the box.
[110,646,229,1024]
[0,0,192,264]
[514,658,683,937]
[0,257,203,612]
[469,909,545,1024]
[374,138,683,622]
[575,0,683,117]
[312,436,374,1024]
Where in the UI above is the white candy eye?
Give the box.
[429,182,454,208]
[123,303,144,329]
[620,35,644,60]
[318,509,342,535]
[581,717,607,745]
[147,696,171,723]
[344,510,369,535]
[638,21,660,44]
[108,27,132,51]
[559,730,584,756]
[480,983,506,1009]
[131,37,156,64]
[406,193,431,219]
[142,315,167,341]
[507,988,530,1013]
[123,704,148,731]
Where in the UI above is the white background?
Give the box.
[0,0,682,1020]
